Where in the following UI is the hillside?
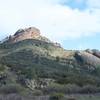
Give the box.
[0,27,100,98]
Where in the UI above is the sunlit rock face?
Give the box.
[75,51,100,66]
[10,27,41,43]
[6,27,61,48]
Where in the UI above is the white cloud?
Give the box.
[87,0,100,8]
[0,0,100,43]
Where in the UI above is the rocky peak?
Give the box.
[3,27,62,47]
[14,27,40,36]
[7,27,50,43]
[10,27,41,43]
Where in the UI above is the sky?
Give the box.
[0,0,100,50]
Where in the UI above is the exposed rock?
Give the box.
[14,29,25,36]
[2,27,62,48]
[25,78,55,90]
[85,49,100,59]
[11,27,41,43]
[6,27,51,43]
[75,51,100,66]
[92,49,100,58]
[85,49,93,54]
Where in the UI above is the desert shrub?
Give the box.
[56,56,60,62]
[91,67,100,77]
[0,64,6,72]
[32,90,43,96]
[42,83,81,94]
[79,85,100,94]
[67,97,76,100]
[49,93,64,100]
[43,83,100,94]
[64,84,81,94]
[0,84,24,94]
[56,72,100,87]
[20,67,36,79]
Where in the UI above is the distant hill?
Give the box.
[0,27,100,96]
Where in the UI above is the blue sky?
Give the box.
[61,0,87,10]
[0,0,100,50]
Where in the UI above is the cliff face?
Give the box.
[13,27,40,42]
[7,27,52,44]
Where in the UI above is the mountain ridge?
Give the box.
[0,27,100,96]
[3,27,61,48]
[1,27,100,67]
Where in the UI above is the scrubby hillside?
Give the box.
[0,27,100,98]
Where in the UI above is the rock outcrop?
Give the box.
[5,27,61,47]
[7,27,51,43]
[85,49,100,59]
[75,51,100,66]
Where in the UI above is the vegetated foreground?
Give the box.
[0,94,100,100]
[0,27,100,99]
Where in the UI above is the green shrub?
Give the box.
[49,93,64,100]
[56,56,60,62]
[0,64,6,72]
[0,84,24,94]
[43,83,81,94]
[79,85,100,94]
[45,83,100,94]
[32,90,43,96]
[67,97,76,100]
